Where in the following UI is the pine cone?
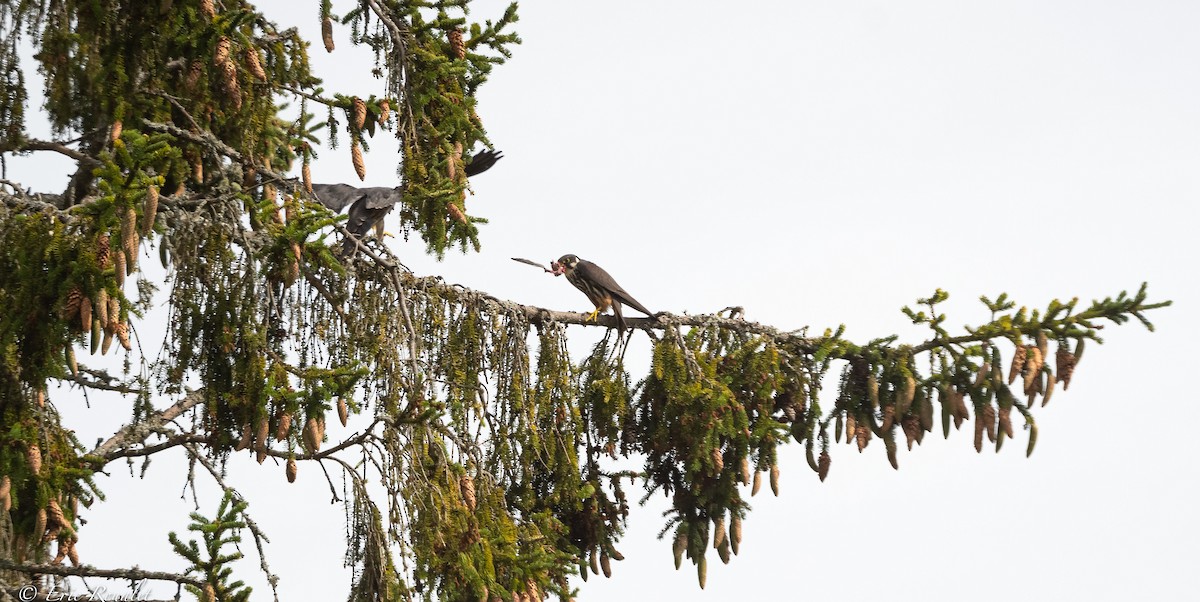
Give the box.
[739,457,751,485]
[447,203,468,224]
[982,404,997,443]
[96,289,109,333]
[751,470,762,496]
[449,28,466,59]
[351,140,365,180]
[973,409,984,452]
[114,250,126,288]
[696,554,707,589]
[818,450,830,481]
[110,120,122,142]
[200,0,215,18]
[1008,345,1027,385]
[885,433,899,469]
[998,404,1014,439]
[121,206,138,273]
[286,457,297,483]
[322,17,335,52]
[79,295,92,333]
[600,551,612,578]
[275,411,292,440]
[902,415,920,450]
[245,48,267,81]
[712,516,725,549]
[1023,347,1043,395]
[769,464,781,496]
[114,321,131,352]
[63,287,82,323]
[352,97,366,130]
[219,59,242,108]
[1057,345,1077,390]
[844,413,855,444]
[235,424,253,451]
[34,507,47,540]
[710,447,724,474]
[460,474,477,512]
[672,529,687,570]
[141,186,159,234]
[855,423,870,452]
[303,417,321,452]
[730,515,742,555]
[337,397,349,427]
[880,404,895,431]
[898,375,916,415]
[302,160,313,193]
[867,374,879,407]
[214,37,232,67]
[378,99,390,124]
[65,345,78,376]
[96,234,111,269]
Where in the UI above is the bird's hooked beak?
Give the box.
[550,260,565,276]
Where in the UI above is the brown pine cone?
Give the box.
[322,17,335,52]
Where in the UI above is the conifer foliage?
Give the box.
[0,1,1170,600]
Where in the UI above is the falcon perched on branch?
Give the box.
[551,254,652,331]
[312,149,504,258]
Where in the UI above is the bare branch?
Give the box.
[0,560,204,588]
[88,389,207,462]
[1,140,102,167]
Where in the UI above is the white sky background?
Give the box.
[8,1,1199,600]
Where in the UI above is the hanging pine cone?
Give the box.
[110,120,122,142]
[245,48,267,81]
[235,424,253,451]
[351,140,366,180]
[141,186,159,234]
[855,424,870,452]
[881,404,895,431]
[751,470,762,496]
[275,411,292,440]
[710,447,724,474]
[902,415,921,450]
[114,321,131,351]
[1023,347,1044,395]
[337,397,349,426]
[200,0,215,18]
[34,507,47,541]
[121,206,138,272]
[214,37,232,67]
[998,403,1014,439]
[898,375,916,415]
[219,59,242,109]
[460,474,477,512]
[96,234,111,269]
[712,516,725,549]
[114,250,126,288]
[885,433,899,469]
[448,28,466,59]
[447,203,468,224]
[818,450,830,481]
[303,417,321,452]
[672,529,687,570]
[769,464,781,496]
[1057,345,1077,390]
[322,17,335,52]
[1008,344,1027,385]
[378,99,390,124]
[867,373,880,407]
[730,515,742,555]
[286,457,297,483]
[28,442,42,475]
[79,296,92,333]
[63,287,82,323]
[982,404,997,442]
[352,97,366,131]
[696,555,707,589]
[65,345,77,376]
[739,457,751,485]
[96,289,109,333]
[302,160,313,193]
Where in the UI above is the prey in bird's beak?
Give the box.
[550,260,565,276]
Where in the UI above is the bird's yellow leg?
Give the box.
[585,308,601,322]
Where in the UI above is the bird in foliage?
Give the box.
[550,254,652,331]
[312,149,503,258]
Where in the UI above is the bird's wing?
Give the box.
[575,260,652,317]
[310,183,363,212]
[463,149,504,177]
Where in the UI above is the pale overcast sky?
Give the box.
[12,1,1198,601]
